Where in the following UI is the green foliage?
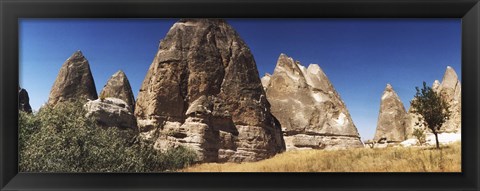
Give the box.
[410,82,451,149]
[412,128,426,145]
[19,101,197,172]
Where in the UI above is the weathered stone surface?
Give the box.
[406,66,461,138]
[18,87,32,113]
[100,70,135,112]
[262,54,363,150]
[48,51,98,106]
[261,73,271,90]
[373,84,407,142]
[437,66,461,133]
[84,98,137,130]
[135,19,285,162]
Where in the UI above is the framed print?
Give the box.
[1,0,479,190]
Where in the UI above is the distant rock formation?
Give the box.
[99,70,135,112]
[134,19,285,162]
[262,54,363,150]
[84,98,137,130]
[48,50,98,106]
[406,66,461,137]
[373,84,407,142]
[18,87,32,113]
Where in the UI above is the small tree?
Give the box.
[410,82,451,149]
[412,128,426,145]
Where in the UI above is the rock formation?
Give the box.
[406,66,461,137]
[262,54,363,150]
[373,84,407,142]
[18,87,32,113]
[84,98,137,130]
[99,70,135,111]
[48,50,98,106]
[135,19,285,162]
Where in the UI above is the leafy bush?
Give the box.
[19,101,197,172]
[412,128,426,145]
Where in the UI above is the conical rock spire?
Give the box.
[48,50,98,106]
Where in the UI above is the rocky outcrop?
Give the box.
[99,70,135,112]
[48,50,98,106]
[18,87,32,113]
[135,19,285,162]
[406,66,461,138]
[373,84,407,142]
[437,66,461,133]
[262,54,363,150]
[84,98,137,130]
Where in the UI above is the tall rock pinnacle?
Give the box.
[100,70,135,111]
[406,66,461,137]
[48,50,98,106]
[262,54,363,150]
[135,19,285,162]
[374,84,407,142]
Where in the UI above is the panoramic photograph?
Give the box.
[19,18,461,172]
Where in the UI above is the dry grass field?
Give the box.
[181,142,461,172]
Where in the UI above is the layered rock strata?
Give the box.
[84,98,137,130]
[135,19,285,162]
[262,54,363,150]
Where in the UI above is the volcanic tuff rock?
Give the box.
[134,19,285,162]
[84,98,137,130]
[48,51,98,106]
[406,66,462,137]
[100,70,135,111]
[19,87,32,113]
[373,84,407,142]
[262,54,363,150]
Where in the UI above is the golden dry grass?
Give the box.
[181,142,461,172]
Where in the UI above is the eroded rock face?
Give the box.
[19,87,32,113]
[373,84,407,142]
[262,54,363,150]
[84,98,137,130]
[100,70,135,112]
[406,66,461,138]
[135,19,285,162]
[48,51,98,106]
[437,66,461,133]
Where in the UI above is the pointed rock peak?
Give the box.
[68,50,85,60]
[306,64,324,75]
[48,51,97,106]
[442,66,459,83]
[381,84,400,100]
[172,18,227,29]
[264,73,271,77]
[274,54,298,72]
[100,70,135,111]
[113,70,127,78]
[385,83,393,91]
[278,53,294,63]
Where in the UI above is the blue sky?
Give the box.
[19,19,461,140]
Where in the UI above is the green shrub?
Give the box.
[412,128,426,145]
[19,101,197,172]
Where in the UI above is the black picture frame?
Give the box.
[1,0,479,190]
